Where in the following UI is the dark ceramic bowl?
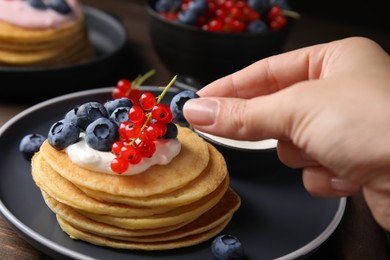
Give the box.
[195,129,281,175]
[146,0,293,86]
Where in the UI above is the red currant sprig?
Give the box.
[112,69,156,102]
[110,75,177,174]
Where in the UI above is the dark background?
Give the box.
[290,0,387,31]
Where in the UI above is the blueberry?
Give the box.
[76,102,109,130]
[170,90,199,127]
[155,0,182,13]
[109,107,130,126]
[248,0,271,14]
[247,20,268,33]
[273,0,291,10]
[104,97,133,115]
[27,0,47,10]
[188,0,208,14]
[211,234,245,260]
[19,133,46,160]
[64,106,79,126]
[47,0,72,14]
[85,118,118,151]
[48,119,80,150]
[162,122,178,139]
[178,10,199,25]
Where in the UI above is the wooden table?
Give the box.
[1,0,390,259]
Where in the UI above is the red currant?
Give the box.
[151,104,172,122]
[111,157,129,174]
[121,145,142,164]
[139,92,157,111]
[110,73,178,174]
[128,105,145,123]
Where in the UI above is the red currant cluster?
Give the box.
[110,72,177,174]
[111,70,156,101]
[157,0,299,33]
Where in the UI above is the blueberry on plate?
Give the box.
[85,117,118,151]
[76,101,109,130]
[170,89,199,127]
[104,97,133,115]
[211,234,245,260]
[162,122,178,139]
[48,119,80,150]
[109,107,130,126]
[19,133,46,161]
[64,106,79,126]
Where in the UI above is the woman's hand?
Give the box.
[183,37,390,231]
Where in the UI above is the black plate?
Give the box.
[0,6,127,102]
[0,88,346,260]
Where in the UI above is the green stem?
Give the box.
[133,69,156,88]
[157,75,177,103]
[282,9,301,19]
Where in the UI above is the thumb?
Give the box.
[182,93,294,141]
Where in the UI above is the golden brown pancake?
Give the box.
[30,125,241,250]
[0,11,93,66]
[57,216,231,250]
[77,144,227,208]
[42,188,240,243]
[32,153,176,217]
[76,176,228,229]
[39,126,210,197]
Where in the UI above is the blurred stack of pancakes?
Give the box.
[31,126,241,250]
[0,0,93,67]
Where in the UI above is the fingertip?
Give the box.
[183,98,218,126]
[302,167,360,197]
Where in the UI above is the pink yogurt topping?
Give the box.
[0,0,83,29]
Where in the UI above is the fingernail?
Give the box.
[330,177,361,193]
[183,98,218,126]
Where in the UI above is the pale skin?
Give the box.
[183,37,390,231]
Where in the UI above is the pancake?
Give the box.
[78,144,227,208]
[57,216,231,250]
[39,126,210,197]
[32,153,176,217]
[30,122,241,251]
[0,1,93,67]
[41,191,191,237]
[42,188,240,242]
[76,176,228,230]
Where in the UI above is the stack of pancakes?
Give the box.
[31,126,240,250]
[0,11,93,67]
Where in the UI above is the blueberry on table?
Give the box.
[48,119,80,150]
[19,133,46,160]
[85,118,118,151]
[211,234,245,260]
[170,90,199,127]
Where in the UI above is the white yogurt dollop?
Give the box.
[65,138,181,175]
